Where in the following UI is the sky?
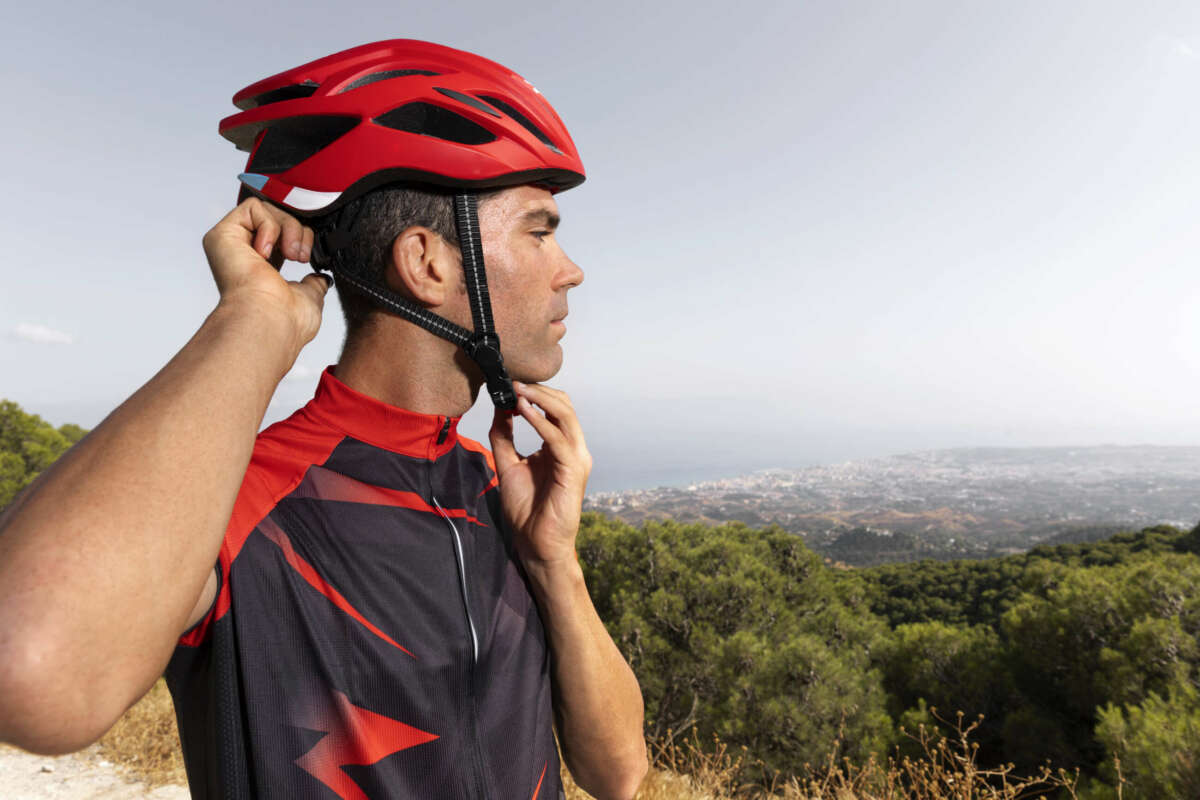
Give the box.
[4,1,1200,491]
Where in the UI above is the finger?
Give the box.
[488,409,521,471]
[514,395,572,462]
[514,382,585,446]
[277,214,307,262]
[247,205,281,260]
[299,226,315,263]
[207,202,255,248]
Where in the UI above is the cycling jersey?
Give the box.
[165,367,562,799]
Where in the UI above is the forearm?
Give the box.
[527,559,647,800]
[0,301,299,752]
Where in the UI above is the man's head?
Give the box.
[326,184,582,384]
[220,39,586,407]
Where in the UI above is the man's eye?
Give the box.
[531,230,550,241]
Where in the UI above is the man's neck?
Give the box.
[332,316,482,417]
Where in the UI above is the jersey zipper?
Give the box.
[432,496,491,799]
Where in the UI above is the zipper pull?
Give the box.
[436,416,451,445]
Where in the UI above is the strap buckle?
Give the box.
[464,335,516,410]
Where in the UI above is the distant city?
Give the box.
[584,445,1200,565]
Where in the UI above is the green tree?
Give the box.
[875,621,1013,763]
[1094,677,1200,800]
[1001,555,1200,774]
[577,513,893,778]
[0,399,88,510]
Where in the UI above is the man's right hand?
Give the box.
[201,198,331,356]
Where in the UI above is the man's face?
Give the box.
[474,185,584,383]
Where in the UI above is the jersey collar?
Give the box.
[302,366,461,459]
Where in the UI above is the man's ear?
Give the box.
[386,226,459,307]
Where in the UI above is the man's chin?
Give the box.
[508,348,564,385]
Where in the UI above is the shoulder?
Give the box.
[231,407,347,548]
[177,406,347,646]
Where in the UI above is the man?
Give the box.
[0,40,647,799]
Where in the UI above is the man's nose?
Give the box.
[558,253,584,290]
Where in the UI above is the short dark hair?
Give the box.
[312,185,462,334]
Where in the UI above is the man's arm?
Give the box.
[490,383,648,800]
[0,199,326,754]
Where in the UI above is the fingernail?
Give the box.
[264,241,274,257]
[301,245,311,260]
[513,381,526,392]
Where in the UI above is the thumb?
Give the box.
[489,409,520,474]
[298,271,333,303]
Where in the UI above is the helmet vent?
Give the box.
[435,87,501,117]
[237,80,320,111]
[477,95,563,155]
[373,102,497,145]
[246,115,359,174]
[340,69,440,93]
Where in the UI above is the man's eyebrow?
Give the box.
[518,208,560,230]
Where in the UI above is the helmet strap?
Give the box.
[452,193,516,410]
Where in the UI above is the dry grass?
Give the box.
[567,714,1092,800]
[96,679,186,788]
[105,686,1101,799]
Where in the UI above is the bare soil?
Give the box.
[0,744,187,800]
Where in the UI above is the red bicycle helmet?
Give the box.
[220,39,586,215]
[219,40,587,410]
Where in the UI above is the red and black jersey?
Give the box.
[166,368,562,799]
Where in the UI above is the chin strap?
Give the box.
[315,193,517,410]
[452,194,516,410]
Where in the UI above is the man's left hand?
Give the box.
[488,381,591,570]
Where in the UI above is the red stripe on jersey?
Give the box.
[258,517,415,657]
[294,466,488,527]
[457,435,500,497]
[532,760,548,799]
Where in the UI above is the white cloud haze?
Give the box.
[13,323,73,345]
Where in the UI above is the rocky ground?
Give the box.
[0,745,187,800]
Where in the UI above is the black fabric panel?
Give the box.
[166,611,253,800]
[321,438,433,493]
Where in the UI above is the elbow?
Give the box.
[611,750,649,800]
[573,739,649,800]
[0,628,113,754]
[622,744,651,800]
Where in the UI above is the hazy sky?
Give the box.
[4,1,1199,490]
